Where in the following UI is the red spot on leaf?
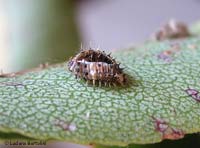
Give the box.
[185,88,200,102]
[185,88,198,96]
[152,117,184,140]
[153,117,168,132]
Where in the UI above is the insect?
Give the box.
[152,19,190,41]
[68,49,126,86]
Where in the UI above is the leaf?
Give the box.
[0,132,34,143]
[1,36,200,146]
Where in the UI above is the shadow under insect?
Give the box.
[68,49,133,87]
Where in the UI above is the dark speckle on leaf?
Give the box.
[185,88,200,102]
[0,82,24,87]
[152,117,168,133]
[185,88,198,96]
[157,44,180,62]
[157,52,173,63]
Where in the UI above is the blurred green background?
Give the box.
[0,0,80,72]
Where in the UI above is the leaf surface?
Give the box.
[1,37,200,146]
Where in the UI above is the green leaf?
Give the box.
[0,132,35,144]
[1,36,200,146]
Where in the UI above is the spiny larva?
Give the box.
[68,48,126,86]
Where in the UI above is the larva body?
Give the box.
[68,49,126,86]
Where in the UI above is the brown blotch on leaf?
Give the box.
[157,52,173,63]
[89,143,94,146]
[162,128,185,140]
[152,117,185,140]
[157,44,180,62]
[151,19,190,41]
[152,117,169,132]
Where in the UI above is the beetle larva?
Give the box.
[68,49,126,86]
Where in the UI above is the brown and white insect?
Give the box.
[68,49,126,86]
[151,19,190,41]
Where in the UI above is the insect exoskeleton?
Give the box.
[68,49,126,86]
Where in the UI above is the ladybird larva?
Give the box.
[68,49,126,86]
